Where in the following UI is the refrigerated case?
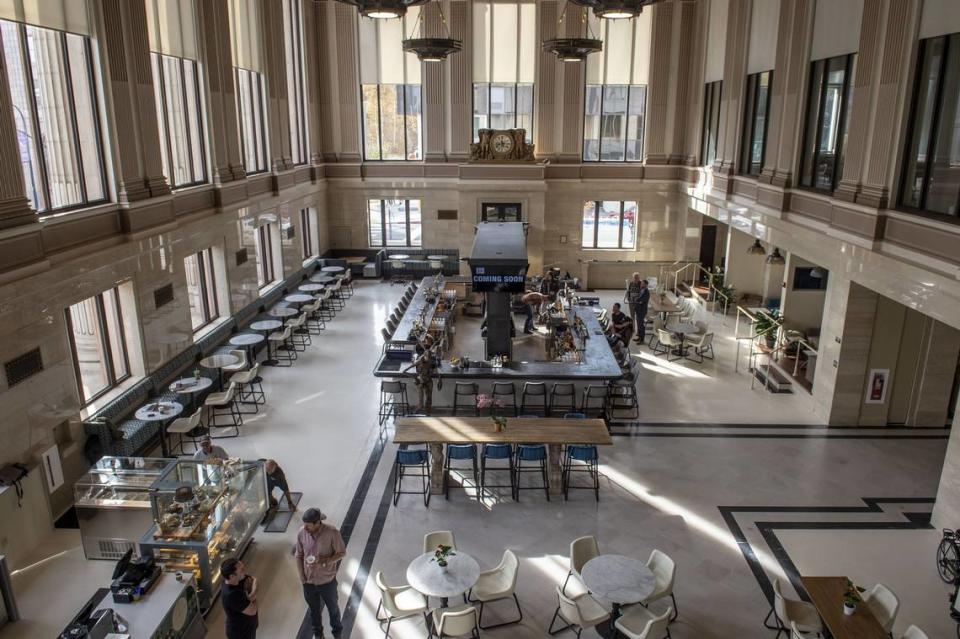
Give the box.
[139,460,267,611]
[75,457,174,560]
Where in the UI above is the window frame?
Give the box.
[581,200,637,250]
[582,84,647,163]
[739,71,772,177]
[700,80,722,167]
[283,0,309,165]
[235,67,269,174]
[3,20,109,215]
[152,52,208,189]
[300,207,316,258]
[472,82,535,143]
[367,199,422,248]
[65,287,131,406]
[798,54,854,193]
[255,223,276,287]
[360,83,423,161]
[185,248,219,332]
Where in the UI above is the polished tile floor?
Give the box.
[2,282,952,639]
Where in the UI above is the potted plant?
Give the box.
[754,310,782,349]
[492,416,508,433]
[432,544,456,570]
[843,579,866,615]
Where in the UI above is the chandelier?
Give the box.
[401,1,461,62]
[543,1,602,62]
[336,0,428,19]
[568,0,662,20]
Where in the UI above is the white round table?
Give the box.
[669,322,701,357]
[135,401,183,458]
[250,320,283,332]
[285,294,313,305]
[581,554,656,638]
[388,254,410,260]
[299,283,324,293]
[311,274,336,284]
[169,376,213,396]
[321,265,345,273]
[406,551,480,607]
[229,333,265,365]
[199,354,240,390]
[269,307,298,318]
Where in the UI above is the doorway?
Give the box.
[699,225,717,280]
[481,202,522,222]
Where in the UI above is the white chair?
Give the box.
[562,535,599,595]
[682,332,714,363]
[613,606,671,639]
[641,549,678,622]
[374,571,428,638]
[648,317,665,348]
[267,326,296,365]
[901,625,929,639]
[548,585,609,638]
[653,329,683,361]
[863,583,899,633]
[302,298,325,332]
[204,382,242,436]
[230,362,264,412]
[429,604,479,638]
[790,621,806,639]
[423,530,456,554]
[468,549,522,629]
[764,579,822,638]
[318,288,335,320]
[221,349,248,373]
[167,407,202,454]
[285,312,311,350]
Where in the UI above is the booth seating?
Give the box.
[381,248,460,279]
[82,378,158,459]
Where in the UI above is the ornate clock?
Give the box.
[470,128,536,162]
[490,132,515,159]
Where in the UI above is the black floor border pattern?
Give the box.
[719,497,935,608]
[609,423,950,439]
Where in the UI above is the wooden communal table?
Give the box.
[800,576,888,639]
[394,416,612,496]
[650,294,682,319]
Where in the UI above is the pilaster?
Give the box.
[712,0,750,178]
[447,0,471,161]
[262,0,294,172]
[557,5,586,163]
[98,0,170,201]
[534,0,558,159]
[303,0,324,167]
[0,26,38,230]
[422,2,446,162]
[330,2,362,161]
[670,0,701,165]
[644,0,674,164]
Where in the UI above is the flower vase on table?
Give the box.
[432,545,455,571]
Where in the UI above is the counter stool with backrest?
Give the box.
[386,318,398,335]
[548,586,609,638]
[230,363,265,414]
[379,380,410,426]
[318,288,336,320]
[613,606,672,639]
[683,332,714,363]
[444,444,479,501]
[204,382,242,437]
[581,385,609,420]
[374,571,429,638]
[492,382,518,416]
[423,531,456,554]
[454,382,479,415]
[562,535,599,595]
[429,605,479,639]
[608,366,640,422]
[648,317,665,349]
[563,443,599,501]
[329,280,344,311]
[302,298,325,333]
[286,313,311,351]
[468,549,523,629]
[763,579,822,638]
[480,443,515,500]
[549,383,577,415]
[392,447,430,506]
[167,408,203,455]
[520,382,547,416]
[268,326,297,366]
[221,349,248,375]
[338,272,353,298]
[513,444,549,501]
[381,327,392,342]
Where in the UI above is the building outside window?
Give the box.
[472,1,535,143]
[583,11,650,162]
[300,207,318,258]
[283,0,308,165]
[900,32,960,219]
[740,71,772,176]
[255,221,277,287]
[368,199,422,247]
[359,10,422,161]
[581,201,637,250]
[184,248,219,331]
[700,81,722,166]
[229,0,269,174]
[66,287,130,404]
[1,8,107,214]
[799,54,854,192]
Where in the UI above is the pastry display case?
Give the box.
[139,459,267,611]
[75,457,175,560]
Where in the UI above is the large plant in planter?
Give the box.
[754,310,782,348]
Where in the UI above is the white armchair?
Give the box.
[901,624,929,639]
[562,535,599,595]
[640,549,678,621]
[613,605,671,639]
[468,549,522,629]
[863,583,900,633]
[682,332,715,363]
[653,329,682,361]
[429,604,479,638]
[374,571,428,638]
[548,585,610,636]
[423,530,456,554]
[764,579,822,638]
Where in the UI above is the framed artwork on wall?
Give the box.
[864,368,890,404]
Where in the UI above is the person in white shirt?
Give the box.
[194,437,228,461]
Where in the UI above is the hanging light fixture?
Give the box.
[337,0,428,19]
[765,248,786,265]
[401,1,461,62]
[543,1,602,62]
[568,0,663,20]
[809,266,825,279]
[746,239,766,256]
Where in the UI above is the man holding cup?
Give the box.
[295,508,346,639]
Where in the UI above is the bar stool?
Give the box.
[454,382,479,415]
[285,313,311,351]
[480,443,515,500]
[268,326,297,366]
[318,289,336,321]
[513,444,549,501]
[492,382,518,416]
[581,385,609,420]
[549,383,577,416]
[520,382,547,416]
[167,408,203,455]
[607,380,639,421]
[204,382,243,437]
[444,444,479,501]
[231,363,265,414]
[392,447,430,506]
[302,298,325,333]
[380,380,410,425]
[387,318,397,335]
[338,273,353,298]
[562,445,599,501]
[381,327,392,341]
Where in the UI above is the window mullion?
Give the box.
[60,32,89,204]
[405,200,411,247]
[19,24,52,210]
[618,202,624,249]
[593,201,599,248]
[95,294,115,385]
[179,58,197,183]
[920,40,950,210]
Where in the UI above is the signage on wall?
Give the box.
[470,264,528,293]
[864,368,890,404]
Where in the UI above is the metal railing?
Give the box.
[733,305,818,392]
[661,261,733,323]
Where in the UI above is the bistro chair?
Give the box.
[423,531,457,554]
[641,549,679,622]
[863,583,900,634]
[285,313,311,351]
[429,605,479,638]
[764,579,822,638]
[562,444,599,501]
[267,326,297,366]
[519,382,547,416]
[562,535,599,595]
[379,380,410,425]
[167,408,203,455]
[653,328,682,362]
[392,447,430,507]
[204,382,243,437]
[480,443,515,500]
[468,549,523,629]
[548,382,577,415]
[302,298,325,333]
[548,585,609,638]
[444,444,479,501]
[374,571,429,638]
[901,625,929,639]
[230,362,265,414]
[492,382,518,416]
[318,288,336,320]
[513,444,549,501]
[683,332,714,363]
[454,382,479,415]
[613,606,672,639]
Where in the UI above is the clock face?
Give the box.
[491,133,514,156]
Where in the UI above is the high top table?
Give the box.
[394,416,611,495]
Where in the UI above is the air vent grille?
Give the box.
[236,248,248,266]
[438,209,458,220]
[4,348,43,387]
[153,283,174,309]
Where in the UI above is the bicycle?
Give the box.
[938,528,960,584]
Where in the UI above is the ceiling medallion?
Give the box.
[543,37,603,62]
[402,37,462,62]
[569,0,662,20]
[337,0,428,19]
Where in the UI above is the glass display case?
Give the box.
[75,457,174,560]
[139,460,267,611]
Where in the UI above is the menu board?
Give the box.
[470,264,527,293]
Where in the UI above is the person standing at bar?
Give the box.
[403,334,438,414]
[520,290,547,334]
[626,274,650,344]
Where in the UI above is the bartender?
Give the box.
[520,290,548,334]
[403,334,439,414]
[539,269,561,296]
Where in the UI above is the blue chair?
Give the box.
[563,412,586,419]
[513,444,549,501]
[393,447,430,506]
[444,444,479,501]
[480,443,515,499]
[562,445,599,501]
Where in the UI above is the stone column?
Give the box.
[534,0,558,159]
[319,2,361,162]
[198,0,246,183]
[422,2,446,162]
[670,0,703,165]
[303,0,324,167]
[910,320,960,427]
[644,0,674,164]
[447,0,471,161]
[0,27,37,230]
[712,0,750,179]
[261,0,294,172]
[557,4,585,163]
[932,396,960,529]
[98,0,170,201]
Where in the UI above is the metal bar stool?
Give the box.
[607,379,639,421]
[204,383,243,437]
[520,382,547,416]
[454,382,479,415]
[444,444,479,501]
[581,385,609,420]
[548,383,577,416]
[392,447,430,506]
[230,363,265,415]
[513,444,550,501]
[379,380,410,426]
[491,382,518,417]
[562,445,599,501]
[480,443,515,500]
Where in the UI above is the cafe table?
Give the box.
[168,376,213,411]
[310,274,336,284]
[285,293,313,306]
[394,416,611,496]
[199,353,240,390]
[268,306,298,319]
[406,550,480,608]
[581,555,656,638]
[321,265,345,273]
[135,401,183,457]
[250,319,284,366]
[229,333,265,364]
[299,283,324,294]
[801,576,888,639]
[650,294,683,320]
[669,321,701,356]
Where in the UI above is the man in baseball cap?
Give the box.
[295,508,345,638]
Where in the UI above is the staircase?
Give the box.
[753,363,793,393]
